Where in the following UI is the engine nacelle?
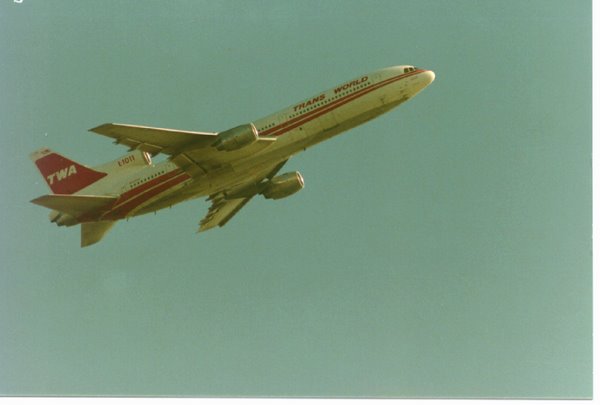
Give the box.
[213,123,259,151]
[262,171,305,200]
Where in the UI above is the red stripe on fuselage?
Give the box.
[77,70,423,224]
[117,169,183,203]
[260,69,423,137]
[76,169,188,223]
[104,171,190,219]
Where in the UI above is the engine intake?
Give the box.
[213,123,259,151]
[262,172,305,200]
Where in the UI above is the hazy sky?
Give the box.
[0,0,591,398]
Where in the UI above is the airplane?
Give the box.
[30,65,435,247]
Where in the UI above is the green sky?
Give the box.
[0,0,591,398]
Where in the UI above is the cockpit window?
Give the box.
[404,66,416,73]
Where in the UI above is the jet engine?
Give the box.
[213,123,259,151]
[261,171,305,200]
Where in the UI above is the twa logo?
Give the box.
[47,165,77,184]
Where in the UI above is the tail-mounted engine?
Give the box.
[213,123,259,151]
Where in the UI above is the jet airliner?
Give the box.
[30,65,435,246]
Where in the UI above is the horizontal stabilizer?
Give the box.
[31,194,117,218]
[81,221,116,247]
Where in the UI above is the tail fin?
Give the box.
[30,148,107,194]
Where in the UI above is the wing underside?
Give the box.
[199,195,252,232]
[198,159,289,232]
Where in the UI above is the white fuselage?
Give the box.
[80,66,434,221]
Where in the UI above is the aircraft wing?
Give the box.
[199,194,252,232]
[90,123,277,176]
[198,159,288,232]
[89,123,218,156]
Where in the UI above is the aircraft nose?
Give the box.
[422,70,435,85]
[409,70,435,95]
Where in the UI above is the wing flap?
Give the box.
[198,195,252,232]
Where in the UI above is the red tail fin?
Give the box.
[30,148,107,194]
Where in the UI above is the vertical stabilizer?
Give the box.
[30,148,107,194]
